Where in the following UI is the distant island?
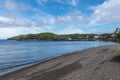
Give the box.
[7,32,116,41]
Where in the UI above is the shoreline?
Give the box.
[0,47,93,76]
[0,44,120,80]
[0,47,94,76]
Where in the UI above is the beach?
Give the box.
[0,44,120,80]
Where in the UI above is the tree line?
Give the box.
[7,28,120,41]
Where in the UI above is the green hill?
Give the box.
[7,32,114,41]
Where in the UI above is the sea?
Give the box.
[0,40,114,75]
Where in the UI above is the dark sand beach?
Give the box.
[0,44,120,80]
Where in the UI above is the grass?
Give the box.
[113,47,120,54]
[112,47,120,63]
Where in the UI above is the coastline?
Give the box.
[0,44,120,80]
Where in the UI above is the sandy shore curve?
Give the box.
[0,44,120,80]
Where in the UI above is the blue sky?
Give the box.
[0,0,120,39]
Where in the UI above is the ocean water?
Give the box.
[0,40,114,75]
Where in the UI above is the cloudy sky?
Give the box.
[0,0,120,39]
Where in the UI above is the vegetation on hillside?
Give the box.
[8,32,115,41]
[115,28,120,42]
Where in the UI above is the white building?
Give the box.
[94,35,100,39]
[68,37,72,41]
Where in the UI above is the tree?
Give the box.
[115,28,120,42]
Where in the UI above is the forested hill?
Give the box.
[7,32,114,41]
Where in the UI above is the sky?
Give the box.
[0,0,120,39]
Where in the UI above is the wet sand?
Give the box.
[0,44,120,80]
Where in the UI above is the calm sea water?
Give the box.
[0,40,114,75]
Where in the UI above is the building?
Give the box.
[111,34,115,38]
[68,37,72,41]
[94,35,100,39]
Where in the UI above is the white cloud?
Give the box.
[57,16,71,24]
[71,0,78,6]
[12,19,32,27]
[76,15,88,24]
[4,0,30,10]
[36,0,120,26]
[0,16,13,24]
[4,0,17,10]
[0,27,19,39]
[49,18,56,24]
[56,0,79,6]
[89,0,120,25]
[60,26,84,34]
[0,16,35,27]
[0,27,44,39]
[38,18,56,26]
[36,0,48,6]
[56,10,88,25]
[0,14,56,29]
